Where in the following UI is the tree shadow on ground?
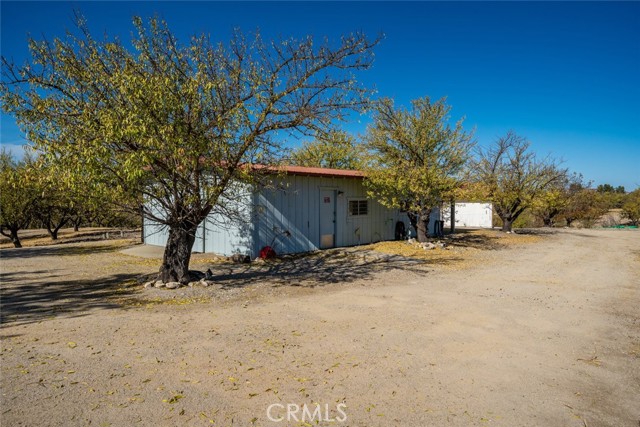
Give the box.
[513,228,558,235]
[1,241,466,324]
[443,228,553,250]
[0,270,61,284]
[0,242,127,260]
[428,229,503,250]
[205,249,453,290]
[0,271,140,326]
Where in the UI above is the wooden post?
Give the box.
[450,201,455,235]
[140,204,145,244]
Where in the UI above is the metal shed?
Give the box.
[441,202,493,229]
[143,166,441,257]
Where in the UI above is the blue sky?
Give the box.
[1,1,639,189]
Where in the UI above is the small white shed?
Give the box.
[143,166,441,257]
[441,202,493,229]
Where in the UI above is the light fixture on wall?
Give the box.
[337,191,344,196]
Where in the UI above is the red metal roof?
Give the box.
[146,160,365,178]
[276,165,365,178]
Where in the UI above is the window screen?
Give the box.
[348,199,368,216]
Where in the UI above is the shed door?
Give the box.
[319,190,336,249]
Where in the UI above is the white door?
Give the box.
[319,190,336,249]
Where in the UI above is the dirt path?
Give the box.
[1,229,638,426]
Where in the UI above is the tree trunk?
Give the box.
[158,223,198,284]
[48,218,69,240]
[10,229,21,248]
[46,226,59,240]
[56,220,68,238]
[47,224,61,240]
[501,216,514,232]
[416,218,428,242]
[498,204,528,232]
[73,218,81,232]
[542,208,558,227]
[1,226,22,248]
[416,208,432,242]
[407,212,417,239]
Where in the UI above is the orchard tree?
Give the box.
[29,160,75,240]
[290,130,362,169]
[531,172,583,227]
[0,149,39,248]
[531,185,565,227]
[65,169,139,232]
[364,97,474,242]
[562,187,608,227]
[471,131,567,232]
[1,16,379,283]
[537,176,610,228]
[596,183,625,194]
[596,183,626,209]
[622,189,640,226]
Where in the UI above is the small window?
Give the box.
[348,199,369,216]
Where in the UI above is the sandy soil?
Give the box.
[0,227,140,249]
[1,229,638,426]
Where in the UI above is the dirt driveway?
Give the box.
[1,229,638,426]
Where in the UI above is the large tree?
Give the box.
[290,130,363,169]
[471,131,567,232]
[1,16,379,283]
[364,97,474,242]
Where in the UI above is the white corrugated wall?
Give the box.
[251,175,439,256]
[441,202,493,228]
[142,201,168,247]
[142,200,206,251]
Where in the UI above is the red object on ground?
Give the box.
[259,246,276,259]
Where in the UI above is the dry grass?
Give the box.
[110,278,212,307]
[120,295,212,307]
[191,255,228,265]
[497,231,543,246]
[362,240,477,271]
[108,254,162,268]
[362,229,544,271]
[362,240,460,260]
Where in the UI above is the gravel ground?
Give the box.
[1,228,638,426]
